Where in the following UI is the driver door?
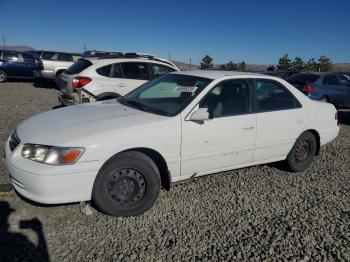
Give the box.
[180,79,257,177]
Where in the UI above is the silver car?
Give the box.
[33,52,82,80]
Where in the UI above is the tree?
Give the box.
[219,64,226,70]
[318,55,333,72]
[200,55,213,69]
[305,58,319,72]
[226,61,238,71]
[238,61,246,72]
[277,54,292,71]
[292,57,304,72]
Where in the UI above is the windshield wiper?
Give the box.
[118,97,151,112]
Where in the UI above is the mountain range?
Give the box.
[1,45,349,71]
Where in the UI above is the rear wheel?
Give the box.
[0,70,7,83]
[92,151,161,217]
[286,131,317,172]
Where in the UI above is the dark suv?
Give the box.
[0,50,43,83]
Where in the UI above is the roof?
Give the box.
[171,70,266,79]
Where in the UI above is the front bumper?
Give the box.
[5,139,100,204]
[34,70,54,80]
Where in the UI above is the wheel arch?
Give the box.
[96,92,121,100]
[305,129,321,155]
[100,147,172,191]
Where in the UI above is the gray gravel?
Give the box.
[0,81,350,261]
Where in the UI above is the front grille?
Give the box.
[9,130,20,151]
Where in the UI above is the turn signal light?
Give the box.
[302,84,314,94]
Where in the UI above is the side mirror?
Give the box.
[190,108,211,121]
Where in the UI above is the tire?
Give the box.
[286,131,317,172]
[0,70,7,83]
[92,151,161,217]
[320,96,329,103]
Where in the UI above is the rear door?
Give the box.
[21,53,38,77]
[119,62,150,94]
[253,79,304,162]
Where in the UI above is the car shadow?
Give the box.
[52,104,66,110]
[338,110,350,125]
[32,80,58,90]
[0,200,50,262]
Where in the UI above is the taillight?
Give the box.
[303,84,314,94]
[72,77,91,88]
[335,112,338,123]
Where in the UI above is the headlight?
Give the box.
[21,144,85,165]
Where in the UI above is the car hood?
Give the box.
[16,100,167,145]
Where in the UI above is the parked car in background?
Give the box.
[33,51,82,81]
[260,71,297,79]
[58,53,179,105]
[5,71,339,217]
[0,50,43,83]
[28,50,56,60]
[287,72,350,108]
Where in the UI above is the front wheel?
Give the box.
[0,70,7,83]
[92,151,161,217]
[286,131,317,172]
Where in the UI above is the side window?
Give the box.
[58,53,73,62]
[111,63,122,78]
[72,55,82,62]
[338,75,350,86]
[2,51,19,61]
[323,75,339,85]
[122,63,149,80]
[199,79,250,118]
[42,52,55,60]
[255,80,301,112]
[22,53,36,63]
[96,65,112,77]
[151,64,175,78]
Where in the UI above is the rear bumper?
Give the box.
[320,126,339,146]
[58,92,78,106]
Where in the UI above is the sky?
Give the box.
[1,0,350,65]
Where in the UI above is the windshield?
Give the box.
[122,74,212,116]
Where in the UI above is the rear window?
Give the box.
[58,53,73,62]
[287,74,320,84]
[65,59,93,75]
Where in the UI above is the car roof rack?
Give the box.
[97,52,176,68]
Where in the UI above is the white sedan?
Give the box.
[5,71,339,217]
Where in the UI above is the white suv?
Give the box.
[58,53,179,105]
[5,71,339,217]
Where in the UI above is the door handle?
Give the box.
[117,83,126,87]
[296,119,304,124]
[242,126,255,130]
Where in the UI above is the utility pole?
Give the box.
[83,43,86,52]
[168,51,170,60]
[2,35,5,50]
[189,57,192,71]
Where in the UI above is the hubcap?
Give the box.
[294,139,310,162]
[106,169,146,206]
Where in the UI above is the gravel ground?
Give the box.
[0,81,350,261]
